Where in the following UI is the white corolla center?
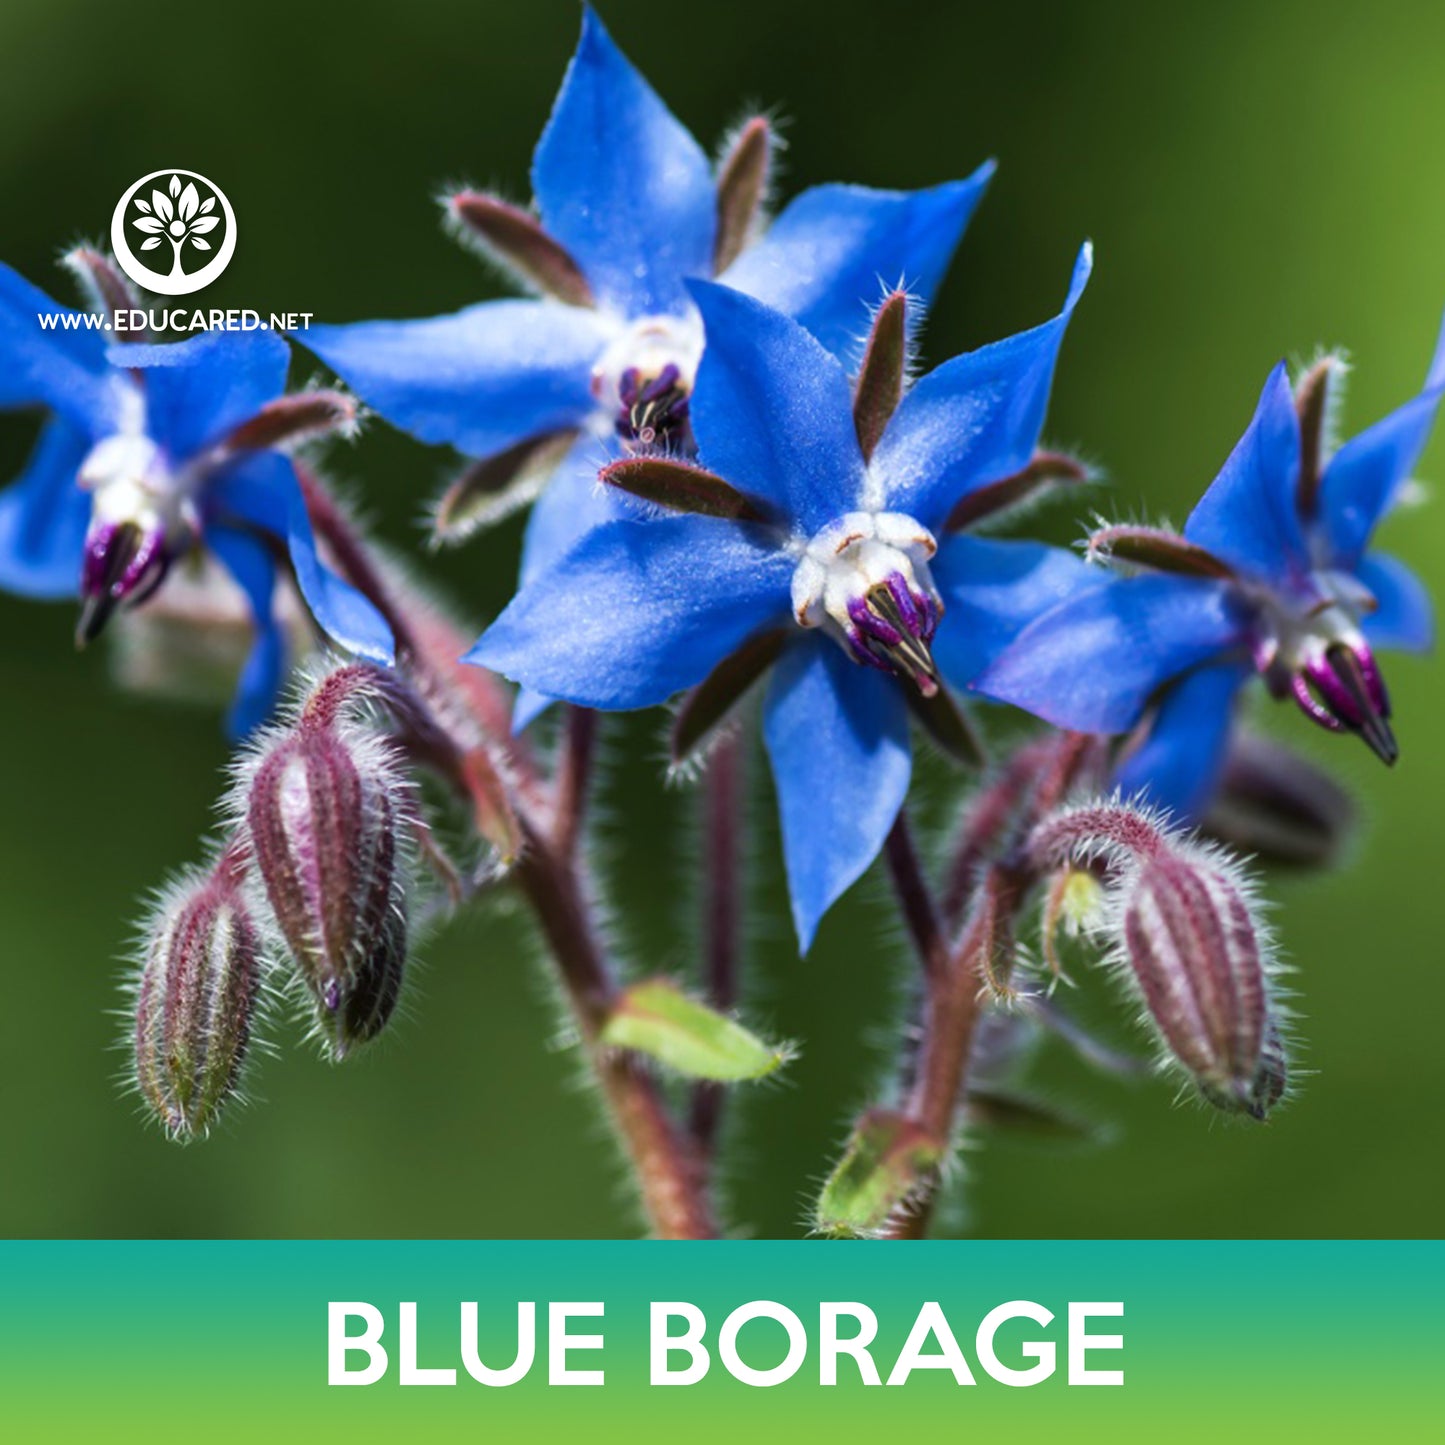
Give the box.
[78,432,198,544]
[790,511,944,694]
[590,310,705,444]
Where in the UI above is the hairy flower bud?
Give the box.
[1030,801,1288,1119]
[132,848,262,1141]
[244,708,412,1058]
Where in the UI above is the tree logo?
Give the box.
[110,169,237,296]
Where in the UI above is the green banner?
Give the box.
[1,1241,1435,1441]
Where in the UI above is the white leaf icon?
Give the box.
[189,236,212,251]
[140,237,163,251]
[189,215,220,234]
[199,195,215,214]
[133,216,164,234]
[135,197,152,214]
[178,182,199,222]
[168,174,182,198]
[152,189,174,223]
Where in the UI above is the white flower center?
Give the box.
[78,433,198,544]
[790,511,944,694]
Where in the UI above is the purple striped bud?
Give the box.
[1030,801,1288,1119]
[132,846,262,1141]
[244,706,412,1058]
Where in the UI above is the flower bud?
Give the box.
[132,849,262,1141]
[1030,801,1288,1119]
[245,713,412,1058]
[1122,850,1270,1113]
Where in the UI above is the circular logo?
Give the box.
[110,169,237,296]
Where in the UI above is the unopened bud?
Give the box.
[1030,801,1288,1119]
[245,707,412,1058]
[132,847,262,1141]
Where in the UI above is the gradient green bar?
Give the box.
[0,1242,1436,1442]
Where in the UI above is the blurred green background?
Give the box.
[2,0,1443,1238]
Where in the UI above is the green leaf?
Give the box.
[600,979,793,1082]
[815,1109,943,1239]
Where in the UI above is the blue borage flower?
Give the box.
[980,318,1445,821]
[0,258,394,737]
[298,6,992,726]
[472,249,1095,949]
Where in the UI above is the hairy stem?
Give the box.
[297,469,716,1239]
[887,867,1017,1239]
[688,733,745,1165]
[553,706,597,860]
[510,813,717,1240]
[884,812,949,988]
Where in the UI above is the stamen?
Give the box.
[847,582,941,696]
[616,362,692,450]
[1287,640,1397,763]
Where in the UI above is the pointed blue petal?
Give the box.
[507,439,626,732]
[531,7,714,314]
[511,686,555,735]
[468,514,793,708]
[113,329,291,460]
[930,536,1098,689]
[871,244,1091,531]
[1318,390,1444,569]
[302,300,610,458]
[1358,552,1433,653]
[975,572,1247,734]
[686,279,863,533]
[206,523,287,740]
[1183,362,1307,580]
[1115,661,1251,824]
[720,165,995,362]
[206,452,395,664]
[518,436,625,588]
[0,416,91,598]
[0,262,117,433]
[763,635,911,953]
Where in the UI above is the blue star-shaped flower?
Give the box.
[299,7,992,724]
[471,249,1095,949]
[0,261,394,737]
[979,319,1444,821]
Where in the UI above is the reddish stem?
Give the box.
[688,734,745,1164]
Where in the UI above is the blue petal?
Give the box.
[511,438,626,732]
[1358,552,1433,653]
[468,514,793,708]
[930,536,1099,689]
[0,416,91,598]
[975,572,1247,733]
[720,165,995,363]
[114,329,291,461]
[206,452,395,665]
[518,436,625,588]
[0,262,117,433]
[686,279,863,533]
[763,635,912,953]
[1183,362,1307,581]
[206,523,287,740]
[302,300,608,458]
[1318,392,1444,569]
[531,7,714,314]
[1115,661,1251,824]
[871,244,1092,531]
